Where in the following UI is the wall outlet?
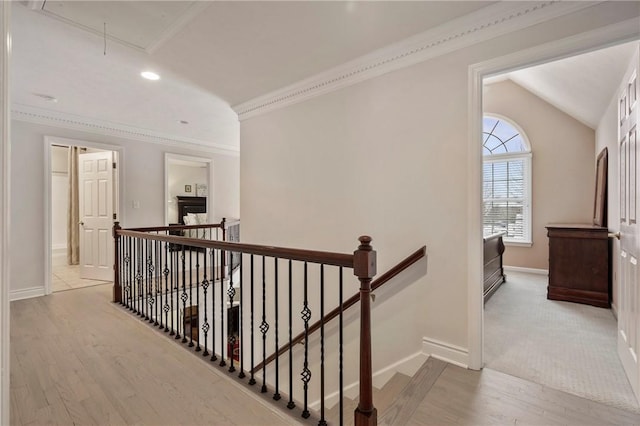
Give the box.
[132,200,140,209]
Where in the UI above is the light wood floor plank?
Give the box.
[10,284,299,426]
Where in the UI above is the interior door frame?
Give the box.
[467,20,640,370]
[164,152,213,226]
[44,136,125,295]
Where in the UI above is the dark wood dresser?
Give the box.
[546,224,610,308]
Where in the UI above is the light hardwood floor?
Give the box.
[10,284,640,425]
[10,284,298,426]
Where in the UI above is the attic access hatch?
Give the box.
[24,0,208,53]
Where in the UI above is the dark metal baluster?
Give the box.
[287,259,295,409]
[153,241,162,327]
[147,240,153,323]
[339,267,344,425]
[238,254,246,379]
[135,238,141,316]
[174,247,181,340]
[181,246,187,343]
[163,238,170,333]
[124,236,132,310]
[273,258,280,400]
[220,248,226,367]
[157,240,163,328]
[170,246,175,336]
[201,249,210,356]
[319,264,326,426]
[209,248,216,361]
[141,239,151,321]
[195,248,201,351]
[228,250,236,373]
[301,262,311,419]
[189,248,194,347]
[260,256,269,393]
[248,255,256,386]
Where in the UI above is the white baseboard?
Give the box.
[310,350,428,411]
[52,245,66,252]
[422,337,469,368]
[503,265,548,276]
[611,302,619,320]
[10,286,45,301]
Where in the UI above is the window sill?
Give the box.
[504,240,532,248]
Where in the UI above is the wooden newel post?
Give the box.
[353,236,377,426]
[113,222,122,304]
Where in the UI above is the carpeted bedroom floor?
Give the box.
[484,270,640,413]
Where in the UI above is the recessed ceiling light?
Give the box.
[141,71,160,81]
[34,93,58,103]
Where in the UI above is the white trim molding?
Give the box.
[422,337,469,369]
[9,286,45,302]
[468,18,640,373]
[233,1,598,120]
[0,3,10,424]
[12,104,240,157]
[311,351,429,411]
[504,265,549,276]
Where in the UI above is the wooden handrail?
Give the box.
[128,221,226,233]
[115,228,355,268]
[250,245,426,374]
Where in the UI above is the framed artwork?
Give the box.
[593,147,608,227]
[196,183,208,197]
[185,184,192,193]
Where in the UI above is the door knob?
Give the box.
[79,221,85,226]
[609,232,620,240]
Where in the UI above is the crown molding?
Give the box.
[233,1,600,121]
[11,104,239,157]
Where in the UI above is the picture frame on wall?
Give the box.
[185,184,192,193]
[196,183,208,197]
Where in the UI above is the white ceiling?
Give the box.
[486,41,639,129]
[11,1,493,149]
[11,1,637,149]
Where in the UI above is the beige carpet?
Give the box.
[484,271,640,413]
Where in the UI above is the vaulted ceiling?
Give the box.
[10,1,639,150]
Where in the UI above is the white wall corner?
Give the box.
[422,337,469,369]
[233,1,598,120]
[310,350,428,411]
[0,3,10,425]
[10,286,45,302]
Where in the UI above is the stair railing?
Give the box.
[113,222,379,426]
[252,246,426,374]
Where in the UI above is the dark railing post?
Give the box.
[353,236,377,426]
[113,222,122,303]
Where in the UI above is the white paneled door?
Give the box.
[79,151,114,281]
[618,45,640,402]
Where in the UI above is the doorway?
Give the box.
[470,32,640,410]
[164,153,213,226]
[45,137,123,294]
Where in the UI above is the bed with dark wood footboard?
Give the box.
[483,232,506,302]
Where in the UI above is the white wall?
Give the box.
[10,119,240,294]
[484,80,596,270]
[240,2,640,379]
[167,163,208,223]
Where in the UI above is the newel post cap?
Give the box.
[354,236,377,279]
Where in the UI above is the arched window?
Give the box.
[483,115,532,244]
